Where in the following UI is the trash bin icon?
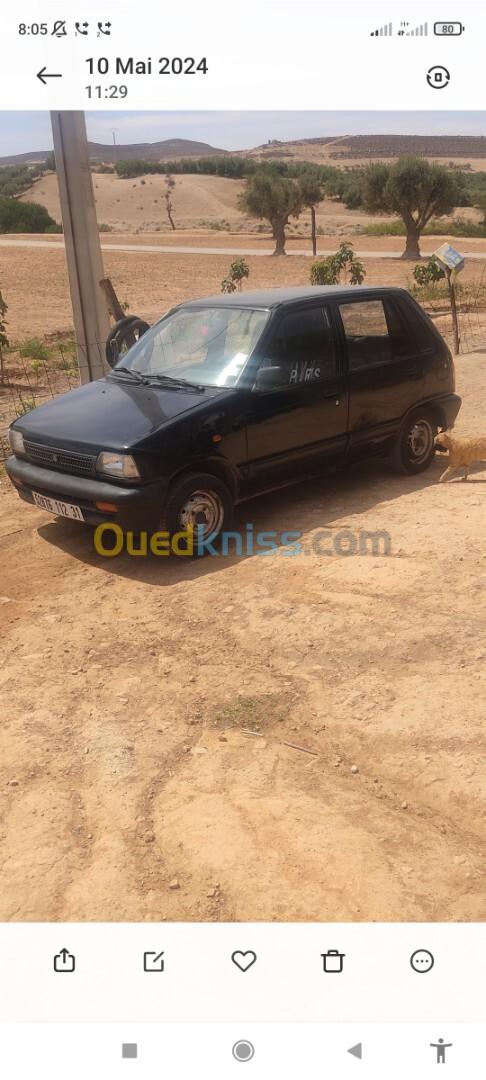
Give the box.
[321,949,345,973]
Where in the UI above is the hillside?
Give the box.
[244,134,486,170]
[0,137,226,167]
[4,132,486,170]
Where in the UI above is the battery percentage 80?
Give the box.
[434,22,465,36]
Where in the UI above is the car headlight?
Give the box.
[9,429,25,456]
[96,452,140,480]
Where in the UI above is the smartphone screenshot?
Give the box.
[0,2,485,1075]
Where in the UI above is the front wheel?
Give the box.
[390,410,437,475]
[163,472,234,556]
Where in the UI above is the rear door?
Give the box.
[338,295,427,456]
[245,303,348,491]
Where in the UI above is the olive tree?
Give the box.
[238,171,304,255]
[361,156,463,259]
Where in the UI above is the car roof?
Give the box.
[181,285,408,310]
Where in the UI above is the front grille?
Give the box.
[23,440,97,477]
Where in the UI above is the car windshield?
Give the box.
[114,305,269,388]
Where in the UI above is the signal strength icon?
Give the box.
[407,21,428,36]
[370,21,393,36]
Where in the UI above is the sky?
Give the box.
[0,110,485,155]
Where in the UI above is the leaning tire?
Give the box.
[390,408,437,475]
[106,315,150,366]
[163,472,234,556]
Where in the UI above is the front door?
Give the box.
[245,304,348,492]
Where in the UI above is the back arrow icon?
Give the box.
[37,67,63,85]
[347,1043,363,1060]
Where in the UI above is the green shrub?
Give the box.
[364,217,486,238]
[362,220,407,236]
[19,337,49,361]
[221,257,250,293]
[0,164,39,198]
[311,243,366,286]
[413,258,445,287]
[0,197,60,234]
[14,394,37,416]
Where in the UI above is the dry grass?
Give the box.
[20,172,486,239]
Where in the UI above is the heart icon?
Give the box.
[231,950,257,972]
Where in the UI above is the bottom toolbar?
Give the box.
[1,1023,483,1078]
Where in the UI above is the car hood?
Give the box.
[14,375,227,451]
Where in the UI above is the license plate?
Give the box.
[32,491,84,521]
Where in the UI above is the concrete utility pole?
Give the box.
[50,111,111,383]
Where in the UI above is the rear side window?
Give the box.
[339,300,391,370]
[339,297,419,370]
[265,306,336,384]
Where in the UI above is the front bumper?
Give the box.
[5,455,168,532]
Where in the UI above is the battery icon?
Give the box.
[434,22,465,35]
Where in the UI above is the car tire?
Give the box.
[390,408,437,475]
[106,316,150,366]
[163,472,234,556]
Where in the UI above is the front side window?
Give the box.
[115,306,269,388]
[262,306,336,385]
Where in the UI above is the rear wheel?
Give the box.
[391,409,437,475]
[163,472,233,556]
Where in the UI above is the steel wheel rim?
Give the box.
[407,419,434,463]
[178,489,225,540]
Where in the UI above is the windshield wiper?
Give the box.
[111,366,148,385]
[143,372,207,392]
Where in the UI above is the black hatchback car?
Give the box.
[7,285,460,544]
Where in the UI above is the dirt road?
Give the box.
[1,237,486,260]
[1,354,486,922]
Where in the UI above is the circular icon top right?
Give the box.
[427,66,451,90]
[410,949,435,973]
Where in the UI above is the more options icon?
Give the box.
[410,949,434,973]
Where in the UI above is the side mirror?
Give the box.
[254,365,288,391]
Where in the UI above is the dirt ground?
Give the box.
[1,235,485,344]
[1,352,485,922]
